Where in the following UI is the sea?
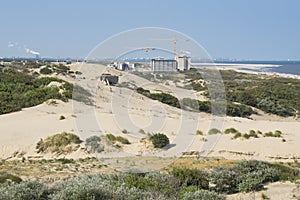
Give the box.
[214,60,300,76]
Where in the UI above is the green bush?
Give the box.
[0,173,22,184]
[170,168,209,190]
[208,128,221,135]
[136,87,181,108]
[224,128,239,134]
[233,132,242,139]
[264,131,274,137]
[182,190,225,200]
[0,70,91,115]
[195,130,203,135]
[150,133,170,148]
[105,134,130,144]
[40,67,53,75]
[115,136,130,144]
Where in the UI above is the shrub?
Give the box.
[106,133,116,141]
[195,130,203,135]
[233,132,242,139]
[242,133,250,139]
[182,190,225,200]
[59,115,66,120]
[224,128,239,134]
[264,131,274,137]
[249,131,259,138]
[115,136,130,144]
[170,168,209,190]
[121,129,128,134]
[139,129,145,134]
[274,130,282,137]
[0,173,22,184]
[40,67,53,74]
[105,134,130,144]
[36,132,82,154]
[85,135,103,153]
[208,128,221,135]
[0,181,50,200]
[150,133,170,148]
[210,167,239,193]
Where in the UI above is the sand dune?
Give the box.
[0,63,299,163]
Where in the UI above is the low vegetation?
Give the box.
[0,160,297,200]
[136,87,181,108]
[85,135,103,153]
[150,133,170,148]
[106,134,130,144]
[36,132,82,154]
[0,69,92,115]
[208,128,221,135]
[223,128,284,140]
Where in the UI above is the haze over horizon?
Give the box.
[1,0,300,60]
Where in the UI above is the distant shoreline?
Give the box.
[193,62,300,79]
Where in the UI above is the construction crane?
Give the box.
[151,36,189,59]
[140,47,156,61]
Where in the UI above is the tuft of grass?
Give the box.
[208,128,221,135]
[121,129,128,134]
[224,128,239,134]
[106,134,130,144]
[232,132,242,139]
[36,132,82,154]
[196,130,203,135]
[59,115,66,120]
[139,129,145,134]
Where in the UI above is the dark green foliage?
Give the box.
[56,158,74,164]
[85,136,103,153]
[170,167,209,190]
[105,134,130,144]
[0,70,90,115]
[0,173,22,184]
[271,163,300,181]
[224,128,239,134]
[233,132,242,139]
[210,160,281,193]
[0,161,297,199]
[210,167,239,193]
[123,173,179,197]
[136,87,180,108]
[150,133,170,148]
[40,67,53,74]
[227,102,253,117]
[220,70,300,117]
[181,98,252,117]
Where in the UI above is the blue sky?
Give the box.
[1,0,300,60]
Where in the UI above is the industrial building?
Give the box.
[151,59,177,72]
[176,54,191,71]
[151,54,190,72]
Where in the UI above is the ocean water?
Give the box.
[215,61,300,76]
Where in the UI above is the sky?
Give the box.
[1,0,300,60]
